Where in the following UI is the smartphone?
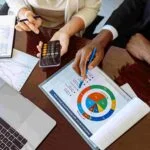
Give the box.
[39,40,61,68]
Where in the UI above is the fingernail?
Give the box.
[35,30,39,34]
[81,74,85,79]
[88,66,93,69]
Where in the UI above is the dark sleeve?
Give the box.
[105,0,147,35]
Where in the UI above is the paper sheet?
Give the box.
[0,78,5,88]
[40,62,150,150]
[0,15,16,57]
[121,83,137,98]
[40,62,131,136]
[0,49,39,91]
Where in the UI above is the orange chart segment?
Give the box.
[88,92,105,102]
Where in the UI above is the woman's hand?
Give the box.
[50,31,70,56]
[36,41,43,57]
[36,31,70,57]
[16,8,42,34]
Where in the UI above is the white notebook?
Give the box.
[0,15,16,58]
[39,61,150,150]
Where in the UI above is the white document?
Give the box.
[40,62,150,150]
[0,15,16,58]
[121,83,137,98]
[0,49,38,91]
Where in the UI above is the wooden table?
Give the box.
[14,27,150,150]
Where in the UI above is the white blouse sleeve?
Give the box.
[5,0,27,15]
[74,0,101,28]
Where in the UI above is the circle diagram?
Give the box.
[77,85,116,121]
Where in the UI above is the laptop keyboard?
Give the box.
[0,118,27,150]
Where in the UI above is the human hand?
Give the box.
[36,31,70,57]
[16,8,42,34]
[126,33,150,64]
[50,31,70,56]
[72,41,104,79]
[72,29,113,79]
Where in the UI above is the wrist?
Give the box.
[59,24,75,38]
[93,29,113,48]
[58,29,71,38]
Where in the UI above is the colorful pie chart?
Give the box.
[86,92,108,113]
[77,85,116,121]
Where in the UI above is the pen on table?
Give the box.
[79,47,97,88]
[18,15,41,22]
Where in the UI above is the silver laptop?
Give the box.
[0,78,56,150]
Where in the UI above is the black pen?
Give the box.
[18,15,41,22]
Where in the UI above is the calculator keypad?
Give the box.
[40,40,61,67]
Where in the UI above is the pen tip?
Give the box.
[79,81,83,88]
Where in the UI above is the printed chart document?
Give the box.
[0,15,16,58]
[39,61,150,150]
[0,49,38,91]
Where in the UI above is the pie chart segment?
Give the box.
[89,104,99,113]
[97,103,104,112]
[93,104,99,113]
[88,92,105,102]
[97,97,107,110]
[86,97,96,109]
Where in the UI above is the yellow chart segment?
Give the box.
[111,100,116,110]
[97,104,104,112]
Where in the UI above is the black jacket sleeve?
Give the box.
[105,0,148,35]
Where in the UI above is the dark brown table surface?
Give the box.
[14,27,150,150]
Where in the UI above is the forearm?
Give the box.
[74,0,101,28]
[59,17,85,37]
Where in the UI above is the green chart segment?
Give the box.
[77,85,116,121]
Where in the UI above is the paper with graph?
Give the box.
[40,61,150,150]
[0,49,38,91]
[0,15,16,58]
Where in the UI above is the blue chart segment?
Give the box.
[77,85,116,121]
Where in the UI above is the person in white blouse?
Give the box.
[6,0,101,56]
